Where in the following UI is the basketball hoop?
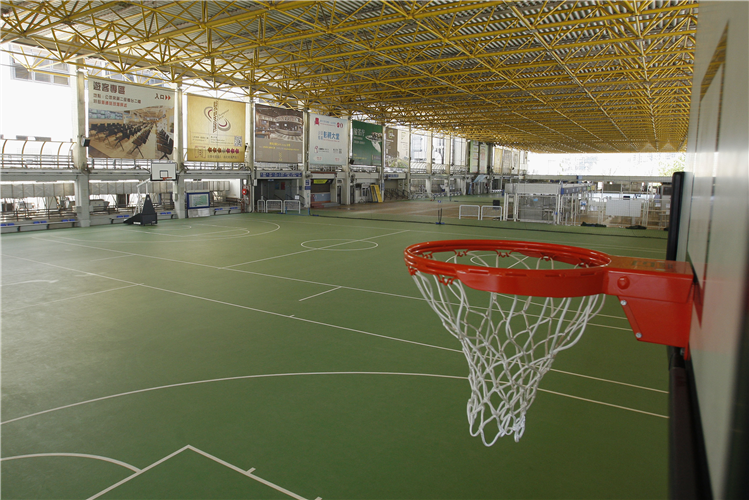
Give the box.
[404,239,694,445]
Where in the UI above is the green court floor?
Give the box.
[2,214,670,499]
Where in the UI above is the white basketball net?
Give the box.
[411,251,605,445]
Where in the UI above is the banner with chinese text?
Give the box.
[352,121,382,166]
[186,95,246,162]
[309,113,347,166]
[87,78,175,160]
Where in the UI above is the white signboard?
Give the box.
[452,137,466,166]
[88,77,175,160]
[309,113,347,166]
[479,143,488,173]
[398,129,410,163]
[606,199,643,217]
[469,141,480,173]
[411,133,430,162]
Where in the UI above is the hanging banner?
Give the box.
[452,137,466,166]
[479,143,488,173]
[309,113,347,166]
[493,147,503,173]
[469,141,480,173]
[385,127,409,169]
[398,129,410,165]
[255,104,304,163]
[186,95,245,162]
[87,78,175,160]
[351,121,382,166]
[385,127,398,168]
[411,133,429,162]
[432,135,446,165]
[503,149,513,174]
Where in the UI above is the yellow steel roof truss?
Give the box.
[0,0,697,152]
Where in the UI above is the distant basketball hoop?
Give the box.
[151,162,176,182]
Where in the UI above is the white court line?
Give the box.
[2,253,657,395]
[224,229,410,268]
[26,231,635,327]
[0,452,140,472]
[84,445,317,500]
[299,286,342,302]
[140,227,250,238]
[89,254,135,262]
[250,216,668,255]
[2,284,142,313]
[224,248,315,266]
[0,279,58,286]
[549,368,668,394]
[1,254,460,355]
[34,220,281,244]
[24,241,224,270]
[538,388,668,419]
[0,371,667,427]
[86,446,188,500]
[0,372,466,425]
[189,446,313,500]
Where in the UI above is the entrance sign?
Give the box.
[309,113,347,166]
[186,95,245,162]
[255,104,304,163]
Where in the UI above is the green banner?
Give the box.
[352,121,383,166]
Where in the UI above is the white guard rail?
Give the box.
[256,199,266,213]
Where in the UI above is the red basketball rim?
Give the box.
[404,239,613,297]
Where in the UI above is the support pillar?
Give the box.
[246,94,255,212]
[173,176,186,218]
[341,116,352,205]
[343,115,353,206]
[173,85,186,218]
[301,109,311,209]
[72,68,90,227]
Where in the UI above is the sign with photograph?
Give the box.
[352,121,383,166]
[186,95,246,162]
[87,78,175,160]
[309,113,347,166]
[385,128,409,169]
[255,104,304,163]
[385,127,410,168]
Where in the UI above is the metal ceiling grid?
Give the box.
[0,0,698,153]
